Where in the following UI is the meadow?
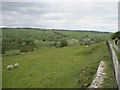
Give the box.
[2,28,112,55]
[3,42,113,88]
[2,28,113,88]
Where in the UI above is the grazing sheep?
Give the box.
[6,65,13,70]
[14,63,19,68]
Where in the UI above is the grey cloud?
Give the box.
[2,2,118,32]
[2,2,51,15]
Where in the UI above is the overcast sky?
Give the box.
[2,0,118,32]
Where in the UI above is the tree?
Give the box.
[86,35,88,38]
[111,31,120,39]
[2,38,35,54]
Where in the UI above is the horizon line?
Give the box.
[1,26,116,33]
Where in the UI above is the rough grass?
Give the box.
[3,42,112,88]
[110,40,114,44]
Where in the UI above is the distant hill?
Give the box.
[2,28,112,41]
[2,27,111,34]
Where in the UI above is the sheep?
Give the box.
[14,63,19,68]
[6,65,13,70]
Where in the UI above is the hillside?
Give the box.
[2,28,112,41]
[3,42,113,88]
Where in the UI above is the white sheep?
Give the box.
[14,63,19,68]
[6,65,13,70]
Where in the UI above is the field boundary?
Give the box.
[2,53,20,57]
[106,41,120,90]
[89,61,106,88]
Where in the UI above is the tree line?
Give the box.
[2,38,35,54]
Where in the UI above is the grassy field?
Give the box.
[2,28,112,41]
[56,30,112,40]
[3,42,113,88]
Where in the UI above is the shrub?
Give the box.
[54,42,58,46]
[1,44,5,54]
[19,46,34,52]
[59,39,68,47]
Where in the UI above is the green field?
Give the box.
[2,28,113,88]
[2,28,112,55]
[3,42,113,88]
[2,28,112,41]
[56,30,112,40]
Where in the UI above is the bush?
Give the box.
[20,46,34,52]
[54,42,58,46]
[59,39,68,47]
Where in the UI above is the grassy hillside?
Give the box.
[3,42,113,88]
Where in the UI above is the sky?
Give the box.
[1,0,119,32]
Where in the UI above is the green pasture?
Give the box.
[3,42,113,88]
